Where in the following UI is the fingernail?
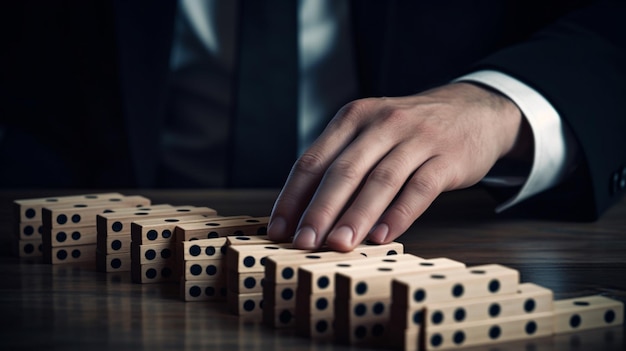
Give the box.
[267,216,286,239]
[368,223,389,243]
[327,226,355,248]
[293,226,317,249]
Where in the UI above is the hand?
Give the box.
[267,82,528,251]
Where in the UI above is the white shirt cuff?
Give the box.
[455,70,574,212]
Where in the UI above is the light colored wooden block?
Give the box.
[97,251,131,272]
[335,297,393,345]
[298,253,425,296]
[180,237,228,261]
[228,292,264,317]
[553,295,624,333]
[14,192,125,223]
[180,279,227,302]
[18,222,43,240]
[336,257,466,301]
[43,244,96,265]
[175,216,269,241]
[264,242,404,284]
[392,264,520,309]
[15,238,43,257]
[130,242,175,265]
[97,234,132,254]
[184,259,225,282]
[227,271,264,294]
[131,261,177,284]
[263,282,298,308]
[422,282,554,329]
[424,311,554,350]
[41,195,151,229]
[226,243,304,273]
[227,235,277,246]
[296,291,334,317]
[42,226,97,247]
[131,215,220,244]
[97,206,217,236]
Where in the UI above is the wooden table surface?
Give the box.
[1,188,624,350]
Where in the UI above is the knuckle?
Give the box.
[293,152,326,177]
[327,158,363,184]
[368,166,404,190]
[407,172,442,200]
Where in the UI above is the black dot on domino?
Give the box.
[71,214,81,223]
[372,324,384,337]
[317,276,330,289]
[430,334,443,347]
[162,229,172,239]
[316,297,328,311]
[605,310,616,324]
[190,264,202,276]
[525,321,537,335]
[57,250,68,260]
[71,249,81,258]
[454,307,466,322]
[282,267,294,280]
[281,288,294,301]
[111,259,122,269]
[112,221,123,232]
[207,232,219,239]
[316,320,328,333]
[489,325,501,339]
[189,286,201,297]
[373,302,385,315]
[452,283,464,297]
[355,282,368,295]
[24,225,34,236]
[189,245,201,256]
[57,214,68,225]
[243,256,255,268]
[524,298,536,313]
[243,300,255,312]
[386,250,398,255]
[145,249,156,260]
[71,231,81,241]
[414,289,426,302]
[205,287,215,297]
[206,246,216,256]
[24,244,34,254]
[453,331,465,345]
[112,240,122,251]
[206,265,217,276]
[488,279,500,293]
[147,230,158,241]
[260,257,267,266]
[56,232,67,243]
[146,268,157,279]
[354,303,366,316]
[570,314,582,328]
[25,208,36,219]
[354,326,367,340]
[431,311,444,325]
[244,277,256,289]
[161,249,172,259]
[489,303,501,317]
[413,311,423,325]
[279,310,292,324]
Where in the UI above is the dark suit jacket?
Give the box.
[1,1,624,220]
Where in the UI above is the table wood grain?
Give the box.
[1,188,624,350]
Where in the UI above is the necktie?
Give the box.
[230,0,298,188]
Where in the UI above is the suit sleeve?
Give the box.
[471,1,626,220]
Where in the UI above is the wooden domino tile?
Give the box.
[263,306,296,329]
[131,261,177,284]
[553,295,624,333]
[228,292,264,317]
[336,258,466,301]
[131,215,218,244]
[263,282,298,307]
[424,311,554,350]
[226,235,277,246]
[181,279,227,302]
[180,238,228,261]
[175,216,268,241]
[97,251,132,272]
[43,244,97,265]
[14,192,125,223]
[14,238,43,258]
[392,264,520,309]
[41,195,151,229]
[226,243,300,273]
[296,291,334,317]
[97,206,217,236]
[42,226,98,247]
[98,234,132,254]
[184,259,226,282]
[18,222,43,240]
[131,242,175,265]
[296,314,335,340]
